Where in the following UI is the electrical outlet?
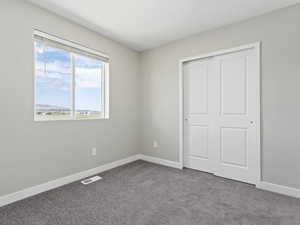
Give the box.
[153,140,159,149]
[91,147,97,156]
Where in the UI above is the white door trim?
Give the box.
[178,42,261,184]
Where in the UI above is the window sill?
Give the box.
[34,117,109,122]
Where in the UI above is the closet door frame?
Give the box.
[178,42,261,185]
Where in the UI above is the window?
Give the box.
[34,31,109,121]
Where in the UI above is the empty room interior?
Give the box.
[1,0,300,224]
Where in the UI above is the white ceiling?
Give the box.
[27,0,300,51]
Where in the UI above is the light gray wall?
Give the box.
[0,0,140,196]
[1,0,300,197]
[140,4,300,189]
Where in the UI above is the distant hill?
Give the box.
[36,104,100,114]
[36,104,70,113]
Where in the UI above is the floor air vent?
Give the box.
[81,176,102,185]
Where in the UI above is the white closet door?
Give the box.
[213,49,260,184]
[183,58,215,173]
[183,47,260,184]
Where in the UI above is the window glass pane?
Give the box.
[74,54,103,119]
[35,42,72,120]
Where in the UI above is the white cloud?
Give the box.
[35,44,44,54]
[36,61,71,78]
[36,61,102,89]
[75,67,102,88]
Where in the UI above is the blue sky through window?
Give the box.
[75,54,103,112]
[35,43,103,114]
[35,43,72,109]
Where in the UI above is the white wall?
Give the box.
[1,0,300,198]
[0,0,140,196]
[140,4,300,189]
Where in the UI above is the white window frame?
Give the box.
[33,30,109,121]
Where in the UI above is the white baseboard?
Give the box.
[0,154,181,208]
[139,154,183,169]
[3,154,299,208]
[0,154,140,208]
[257,181,300,199]
[140,154,300,199]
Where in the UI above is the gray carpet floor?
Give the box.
[0,160,300,225]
